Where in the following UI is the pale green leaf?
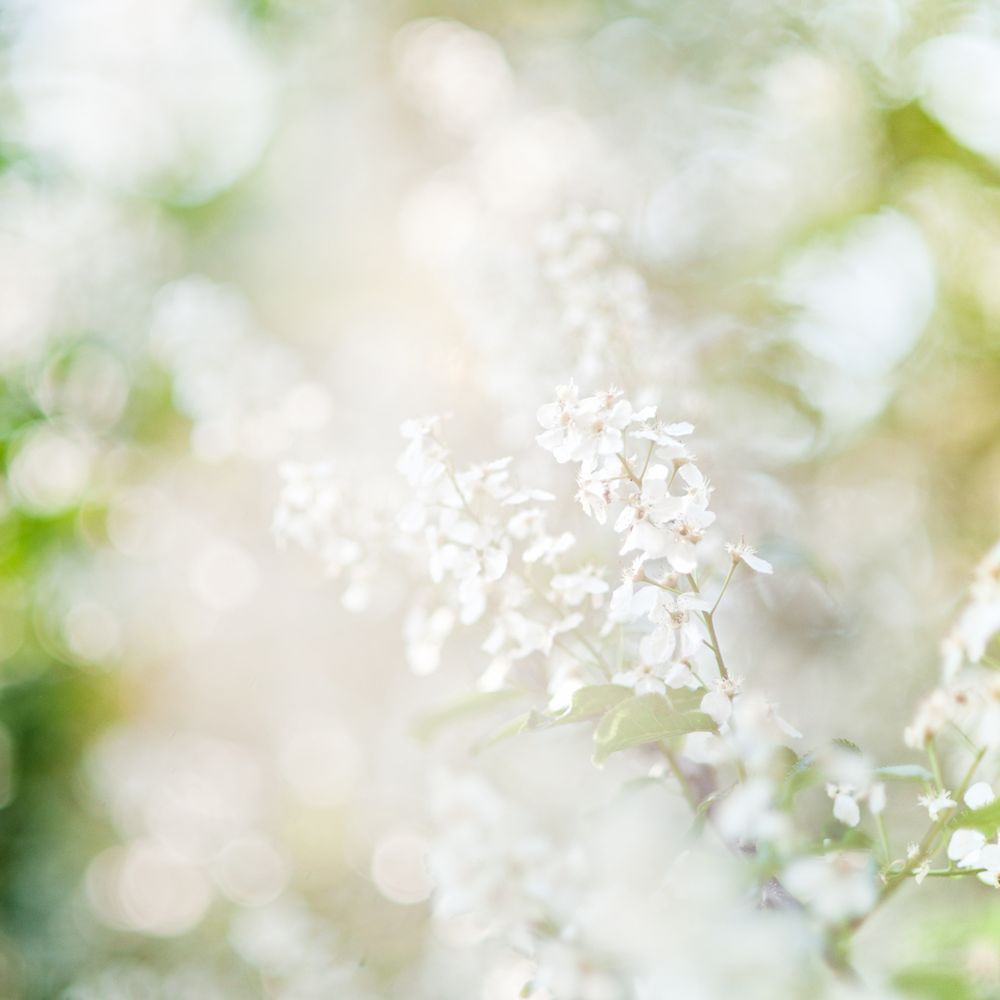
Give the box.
[876,764,934,783]
[548,684,631,726]
[476,710,546,751]
[414,688,531,741]
[592,694,714,763]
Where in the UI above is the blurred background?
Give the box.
[1,0,1000,997]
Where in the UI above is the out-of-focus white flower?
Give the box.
[8,0,275,201]
[948,828,987,868]
[827,784,861,828]
[966,782,997,810]
[550,567,609,607]
[821,749,884,827]
[397,415,449,488]
[904,689,954,749]
[404,605,456,676]
[716,778,789,847]
[917,34,1000,164]
[939,541,1000,680]
[974,845,1000,888]
[273,462,339,551]
[782,853,877,922]
[948,831,1000,888]
[868,782,887,816]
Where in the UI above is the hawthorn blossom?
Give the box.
[613,658,698,696]
[638,591,709,665]
[607,566,659,624]
[726,540,773,575]
[700,676,742,727]
[537,382,632,472]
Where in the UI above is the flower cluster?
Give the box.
[905,542,1000,750]
[272,461,381,612]
[277,382,1000,994]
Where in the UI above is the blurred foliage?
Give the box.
[0,376,121,998]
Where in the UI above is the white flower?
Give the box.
[659,503,716,576]
[868,782,887,815]
[537,384,632,473]
[398,415,448,487]
[571,387,633,471]
[549,567,608,607]
[974,844,1000,887]
[725,540,773,575]
[700,676,742,727]
[614,464,686,541]
[523,530,575,565]
[612,660,682,697]
[965,782,996,810]
[501,488,556,506]
[918,790,956,820]
[483,609,582,662]
[574,475,610,523]
[904,689,954,749]
[272,461,339,549]
[948,828,987,866]
[951,831,1000,887]
[682,730,728,766]
[536,381,582,463]
[938,539,1000,678]
[404,605,456,676]
[638,592,709,665]
[701,689,732,727]
[827,784,861,828]
[716,778,789,846]
[631,419,694,465]
[782,853,878,922]
[822,749,883,824]
[913,859,932,885]
[608,573,659,624]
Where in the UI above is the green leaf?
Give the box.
[778,750,821,805]
[948,796,1000,834]
[548,685,631,726]
[662,687,705,714]
[876,764,934,783]
[476,710,545,751]
[893,967,975,1000]
[414,689,531,741]
[592,694,715,764]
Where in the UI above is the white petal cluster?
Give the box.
[272,461,379,612]
[394,412,611,683]
[905,540,1000,751]
[822,749,885,829]
[945,784,1000,888]
[781,853,878,923]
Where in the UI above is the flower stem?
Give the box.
[688,574,729,681]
